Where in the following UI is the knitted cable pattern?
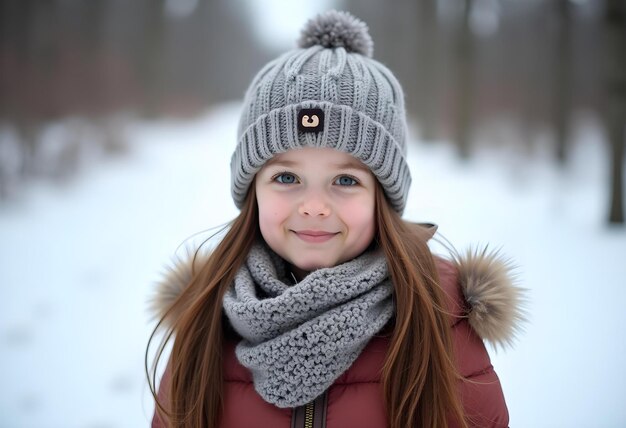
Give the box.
[222,241,394,408]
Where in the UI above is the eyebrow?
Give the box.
[265,159,297,167]
[333,160,370,171]
[266,158,370,172]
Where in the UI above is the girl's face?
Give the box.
[255,147,376,280]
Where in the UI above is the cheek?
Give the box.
[344,198,375,237]
[356,212,376,242]
[257,193,291,233]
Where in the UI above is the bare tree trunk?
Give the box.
[455,0,475,159]
[554,0,573,165]
[608,110,625,224]
[83,0,106,115]
[140,0,165,117]
[15,0,40,177]
[604,0,625,224]
[415,0,439,141]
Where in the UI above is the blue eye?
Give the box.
[335,176,358,186]
[274,173,298,184]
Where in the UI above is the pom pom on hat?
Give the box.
[298,10,374,57]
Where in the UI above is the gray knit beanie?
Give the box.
[231,10,411,213]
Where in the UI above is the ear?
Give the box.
[454,246,529,349]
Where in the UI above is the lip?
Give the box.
[292,230,338,243]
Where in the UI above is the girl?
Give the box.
[147,10,525,428]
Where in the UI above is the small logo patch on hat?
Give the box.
[298,108,324,133]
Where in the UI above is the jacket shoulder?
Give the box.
[435,253,517,427]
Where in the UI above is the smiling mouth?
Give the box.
[292,230,339,243]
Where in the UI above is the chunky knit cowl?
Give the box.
[222,241,394,408]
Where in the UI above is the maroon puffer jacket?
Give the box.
[152,252,524,428]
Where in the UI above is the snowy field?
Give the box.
[1,103,625,427]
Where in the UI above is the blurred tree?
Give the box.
[553,0,573,165]
[84,1,108,109]
[7,0,47,177]
[414,0,441,140]
[454,0,475,158]
[140,0,166,117]
[604,0,625,224]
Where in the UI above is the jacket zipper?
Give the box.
[303,401,315,428]
[291,391,328,428]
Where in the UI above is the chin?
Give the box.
[293,259,333,272]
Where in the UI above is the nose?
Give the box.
[298,192,331,217]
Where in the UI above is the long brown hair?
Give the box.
[375,186,467,428]
[147,183,467,427]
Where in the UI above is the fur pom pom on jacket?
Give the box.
[453,246,527,349]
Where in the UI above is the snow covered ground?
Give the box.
[1,103,624,427]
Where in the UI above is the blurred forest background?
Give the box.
[0,0,624,223]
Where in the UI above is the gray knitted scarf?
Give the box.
[222,241,394,408]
